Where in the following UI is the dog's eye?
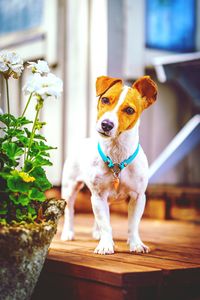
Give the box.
[101,97,110,104]
[124,107,135,115]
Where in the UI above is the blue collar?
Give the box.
[97,142,140,176]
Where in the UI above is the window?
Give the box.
[0,0,58,65]
[0,0,44,35]
[145,0,196,53]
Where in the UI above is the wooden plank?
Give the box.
[53,240,200,265]
[50,237,200,267]
[33,272,125,300]
[47,249,161,288]
[48,214,200,288]
[49,242,200,278]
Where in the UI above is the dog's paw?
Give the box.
[94,238,114,255]
[129,239,150,253]
[92,228,101,240]
[61,230,74,241]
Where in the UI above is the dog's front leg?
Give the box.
[92,220,101,240]
[128,193,150,253]
[91,193,114,254]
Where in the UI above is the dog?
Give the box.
[61,75,157,255]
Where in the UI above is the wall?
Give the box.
[0,0,199,186]
[140,78,200,184]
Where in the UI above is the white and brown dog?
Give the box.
[61,75,157,255]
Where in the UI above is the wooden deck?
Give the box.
[32,214,200,300]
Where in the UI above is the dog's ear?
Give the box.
[132,76,157,109]
[96,76,122,97]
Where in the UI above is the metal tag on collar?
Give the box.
[111,163,121,192]
[111,163,122,177]
[112,172,120,190]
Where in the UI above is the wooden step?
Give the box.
[145,184,200,221]
[32,213,200,300]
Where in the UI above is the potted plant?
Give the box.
[0,51,65,300]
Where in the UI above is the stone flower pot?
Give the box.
[0,199,65,300]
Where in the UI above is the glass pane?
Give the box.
[0,0,44,36]
[145,0,196,52]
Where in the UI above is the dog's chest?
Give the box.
[78,138,148,198]
[88,161,145,199]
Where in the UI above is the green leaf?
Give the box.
[0,200,8,215]
[24,160,34,172]
[7,175,31,193]
[0,172,8,182]
[16,208,25,221]
[24,127,31,137]
[0,115,32,128]
[34,157,53,167]
[30,167,52,191]
[37,141,56,151]
[16,116,32,126]
[9,194,19,205]
[17,135,29,146]
[9,194,30,206]
[2,142,24,159]
[6,128,23,137]
[34,133,46,141]
[18,194,30,206]
[28,188,46,202]
[40,151,50,158]
[0,154,18,168]
[28,206,36,215]
[0,209,8,215]
[0,218,7,225]
[0,114,17,127]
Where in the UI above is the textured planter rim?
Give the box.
[0,198,65,300]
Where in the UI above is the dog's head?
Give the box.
[96,75,157,138]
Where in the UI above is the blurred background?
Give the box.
[0,0,199,220]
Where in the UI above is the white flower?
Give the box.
[0,51,24,78]
[23,73,43,94]
[27,60,50,75]
[0,61,9,72]
[0,107,3,115]
[23,73,63,100]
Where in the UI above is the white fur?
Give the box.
[61,86,150,254]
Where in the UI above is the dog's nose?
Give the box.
[101,119,114,132]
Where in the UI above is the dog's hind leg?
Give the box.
[61,180,83,241]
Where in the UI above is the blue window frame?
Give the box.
[145,0,196,53]
[0,0,44,36]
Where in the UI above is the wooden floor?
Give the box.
[33,214,200,300]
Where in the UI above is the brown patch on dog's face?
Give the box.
[97,81,123,120]
[117,88,142,134]
[116,76,158,134]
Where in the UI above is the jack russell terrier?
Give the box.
[61,75,157,255]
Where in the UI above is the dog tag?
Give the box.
[113,176,120,192]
